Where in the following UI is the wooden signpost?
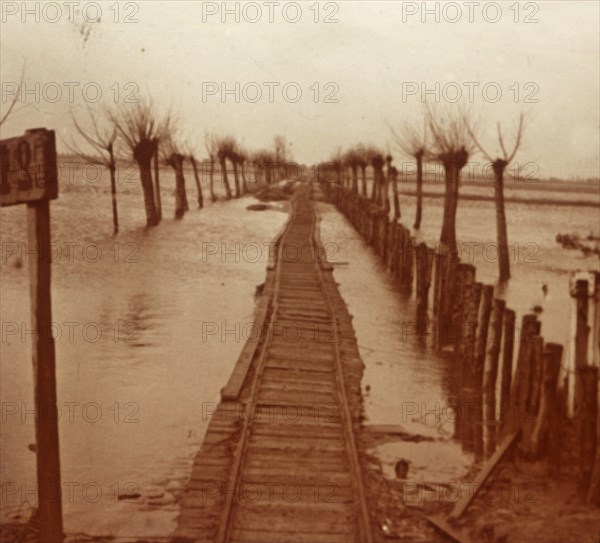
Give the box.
[1,128,63,542]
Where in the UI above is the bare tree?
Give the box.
[161,134,189,219]
[204,133,218,202]
[390,119,427,228]
[274,135,287,183]
[354,146,378,198]
[67,104,119,234]
[109,99,170,227]
[354,145,370,197]
[152,137,162,221]
[253,150,276,185]
[216,136,236,199]
[467,113,525,282]
[343,149,360,193]
[230,149,242,198]
[426,105,474,258]
[185,141,204,209]
[390,166,400,220]
[371,153,385,206]
[383,154,393,212]
[237,149,249,193]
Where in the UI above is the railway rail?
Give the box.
[174,181,374,543]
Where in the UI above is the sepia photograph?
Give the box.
[1,1,599,542]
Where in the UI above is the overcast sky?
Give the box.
[1,1,599,178]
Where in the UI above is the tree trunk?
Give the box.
[233,161,241,197]
[220,158,232,199]
[109,163,118,235]
[414,151,424,229]
[241,161,248,193]
[139,164,158,227]
[351,165,358,193]
[108,146,118,235]
[391,167,400,221]
[370,166,378,202]
[440,158,464,260]
[493,161,511,282]
[209,158,217,202]
[134,140,158,227]
[360,165,367,197]
[153,140,162,222]
[169,153,188,219]
[383,162,392,212]
[190,156,203,209]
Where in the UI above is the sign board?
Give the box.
[0,128,58,207]
[0,127,64,541]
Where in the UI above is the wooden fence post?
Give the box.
[574,279,590,417]
[510,314,540,432]
[499,309,516,437]
[483,298,505,457]
[530,342,562,461]
[578,366,598,496]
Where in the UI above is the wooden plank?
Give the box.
[448,429,521,521]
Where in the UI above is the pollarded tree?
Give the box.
[371,153,386,207]
[204,133,218,203]
[390,119,428,228]
[216,136,236,199]
[253,150,276,185]
[109,99,171,227]
[426,106,474,259]
[67,104,119,234]
[343,148,361,193]
[467,113,525,282]
[236,148,249,193]
[274,134,288,183]
[185,141,204,209]
[161,134,189,219]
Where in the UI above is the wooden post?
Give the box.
[404,238,414,294]
[549,380,569,477]
[592,271,600,366]
[578,366,598,496]
[574,279,590,418]
[1,129,63,543]
[483,298,505,457]
[424,247,435,315]
[521,335,544,453]
[510,314,540,432]
[455,266,479,450]
[530,343,562,460]
[433,251,442,321]
[28,200,64,543]
[499,309,516,437]
[471,282,486,457]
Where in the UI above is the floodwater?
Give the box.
[318,179,598,486]
[1,165,598,538]
[0,166,287,539]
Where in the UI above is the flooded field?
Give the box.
[0,170,287,538]
[1,168,598,538]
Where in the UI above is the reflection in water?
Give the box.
[318,192,598,488]
[0,170,287,538]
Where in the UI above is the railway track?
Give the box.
[217,182,372,543]
[174,181,374,543]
